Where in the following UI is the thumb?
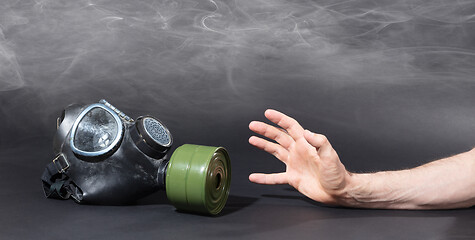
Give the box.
[304,129,333,158]
[304,130,347,191]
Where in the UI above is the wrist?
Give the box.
[335,172,365,207]
[325,172,368,207]
[333,172,383,208]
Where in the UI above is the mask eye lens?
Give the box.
[74,107,119,152]
[143,117,171,146]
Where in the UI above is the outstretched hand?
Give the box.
[249,109,352,205]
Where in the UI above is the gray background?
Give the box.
[1,0,475,239]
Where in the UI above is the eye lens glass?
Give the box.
[143,117,171,146]
[73,107,119,152]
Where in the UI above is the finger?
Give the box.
[249,136,289,163]
[249,172,288,185]
[249,121,293,149]
[264,109,305,141]
[304,130,333,157]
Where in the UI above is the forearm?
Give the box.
[339,148,475,209]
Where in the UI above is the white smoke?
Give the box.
[0,8,28,91]
[1,0,473,92]
[0,0,474,146]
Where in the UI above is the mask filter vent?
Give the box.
[144,117,171,146]
[131,116,173,159]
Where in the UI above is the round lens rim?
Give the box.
[70,103,124,157]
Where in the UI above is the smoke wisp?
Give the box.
[0,0,474,147]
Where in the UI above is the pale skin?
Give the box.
[249,109,475,209]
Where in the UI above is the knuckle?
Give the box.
[280,116,297,128]
[320,151,332,159]
[279,128,289,135]
[315,134,328,145]
[289,125,302,136]
[259,124,268,134]
[275,131,288,143]
[288,117,298,125]
[274,148,285,160]
[320,149,337,160]
[263,143,272,152]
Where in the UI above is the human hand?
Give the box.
[248,109,352,205]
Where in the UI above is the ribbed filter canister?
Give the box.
[166,144,231,215]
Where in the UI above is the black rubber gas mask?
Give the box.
[41,100,231,215]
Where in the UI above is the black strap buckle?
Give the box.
[53,154,70,173]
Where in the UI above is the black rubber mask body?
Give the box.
[42,100,171,205]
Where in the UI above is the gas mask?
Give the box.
[41,99,231,215]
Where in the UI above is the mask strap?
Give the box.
[41,155,83,202]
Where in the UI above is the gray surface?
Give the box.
[1,0,475,239]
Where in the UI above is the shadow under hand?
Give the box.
[263,187,329,207]
[261,194,327,208]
